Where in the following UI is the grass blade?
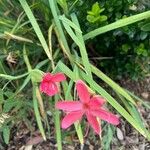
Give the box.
[19,0,52,61]
[61,15,92,78]
[48,0,72,60]
[57,61,150,140]
[59,15,82,33]
[60,63,84,144]
[84,10,150,40]
[127,90,150,109]
[91,65,136,105]
[0,72,28,80]
[80,71,150,140]
[33,84,46,140]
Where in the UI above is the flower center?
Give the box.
[83,103,90,110]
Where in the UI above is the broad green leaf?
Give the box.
[87,11,95,16]
[3,126,10,144]
[92,2,101,15]
[100,15,107,22]
[102,125,114,150]
[87,15,97,23]
[141,23,150,31]
[0,89,4,104]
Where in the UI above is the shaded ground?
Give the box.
[4,77,150,150]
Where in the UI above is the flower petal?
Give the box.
[91,109,119,125]
[43,83,58,96]
[42,73,52,81]
[51,73,66,82]
[61,111,83,129]
[90,95,106,107]
[76,80,90,103]
[86,113,101,134]
[56,101,82,111]
[40,82,49,93]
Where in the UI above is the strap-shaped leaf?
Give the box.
[84,10,150,40]
[57,61,150,140]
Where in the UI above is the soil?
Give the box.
[3,77,150,150]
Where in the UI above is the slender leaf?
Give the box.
[59,15,82,33]
[48,0,71,59]
[3,126,10,144]
[127,90,150,109]
[19,0,52,61]
[84,10,150,40]
[0,72,28,80]
[61,15,92,78]
[91,64,136,105]
[57,61,150,140]
[33,84,46,140]
[80,71,150,140]
[71,13,92,79]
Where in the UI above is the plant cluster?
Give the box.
[0,0,150,149]
[73,0,150,79]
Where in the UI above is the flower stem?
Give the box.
[54,95,62,150]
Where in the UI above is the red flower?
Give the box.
[40,73,66,96]
[56,80,119,134]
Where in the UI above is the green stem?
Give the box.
[48,24,55,70]
[54,95,62,150]
[0,72,28,80]
[23,45,46,140]
[23,45,32,71]
[33,84,46,140]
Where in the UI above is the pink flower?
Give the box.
[40,72,66,96]
[56,80,119,134]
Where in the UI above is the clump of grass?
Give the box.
[0,0,150,149]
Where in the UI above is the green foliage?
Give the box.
[135,43,148,56]
[141,22,150,31]
[0,90,32,144]
[57,0,68,14]
[30,69,44,83]
[3,125,10,144]
[87,2,107,23]
[0,0,150,148]
[102,125,115,150]
[74,0,150,80]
